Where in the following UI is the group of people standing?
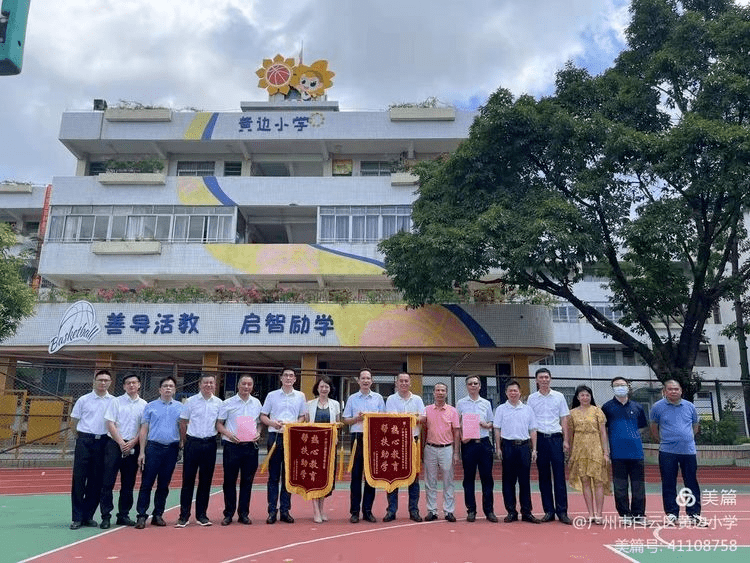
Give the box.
[68,366,707,529]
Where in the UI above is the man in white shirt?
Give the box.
[383,372,426,522]
[493,380,541,523]
[175,373,222,527]
[260,368,306,524]
[70,369,113,529]
[342,368,385,523]
[527,368,572,524]
[99,371,147,528]
[456,375,497,523]
[216,374,262,525]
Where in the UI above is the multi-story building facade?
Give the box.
[0,56,745,437]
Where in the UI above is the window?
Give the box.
[539,347,571,366]
[47,205,235,243]
[224,161,242,176]
[717,344,727,367]
[552,306,579,323]
[176,161,215,176]
[593,304,623,322]
[360,161,395,176]
[712,304,721,324]
[591,347,617,366]
[319,206,412,243]
[88,161,107,176]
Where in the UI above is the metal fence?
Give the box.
[2,357,748,467]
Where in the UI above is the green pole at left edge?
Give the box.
[0,0,31,75]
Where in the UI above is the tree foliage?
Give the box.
[380,0,750,398]
[0,223,36,342]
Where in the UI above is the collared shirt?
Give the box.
[425,403,459,445]
[71,391,113,435]
[218,393,262,437]
[343,390,385,433]
[493,401,537,440]
[386,392,426,437]
[601,397,647,460]
[261,388,306,433]
[180,393,222,438]
[456,395,493,438]
[527,389,569,434]
[142,398,182,445]
[105,394,147,441]
[650,398,698,455]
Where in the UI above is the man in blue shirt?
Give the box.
[135,376,183,529]
[601,377,647,523]
[649,379,706,526]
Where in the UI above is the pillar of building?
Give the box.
[407,354,423,394]
[511,354,531,396]
[300,353,318,399]
[0,357,17,394]
[202,352,222,392]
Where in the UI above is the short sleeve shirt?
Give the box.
[71,391,113,435]
[493,401,537,440]
[180,393,222,438]
[386,392,426,437]
[218,394,262,438]
[261,388,306,433]
[105,394,147,441]
[142,398,182,445]
[424,403,460,445]
[649,398,698,455]
[456,396,493,438]
[527,389,569,434]
[601,398,647,459]
[343,390,385,433]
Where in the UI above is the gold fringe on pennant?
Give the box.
[259,438,278,474]
[346,437,357,474]
[413,435,421,474]
[337,443,345,481]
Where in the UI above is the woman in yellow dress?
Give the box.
[568,385,611,524]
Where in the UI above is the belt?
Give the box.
[469,437,490,444]
[187,435,217,442]
[427,442,452,448]
[502,438,530,446]
[148,441,179,447]
[539,432,563,438]
[77,432,106,440]
[222,439,258,448]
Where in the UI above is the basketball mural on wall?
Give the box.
[256,54,334,100]
[48,301,101,354]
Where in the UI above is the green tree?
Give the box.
[0,223,36,341]
[380,0,750,399]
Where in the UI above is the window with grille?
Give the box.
[224,161,242,176]
[176,161,216,176]
[360,161,396,176]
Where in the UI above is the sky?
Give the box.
[0,0,631,186]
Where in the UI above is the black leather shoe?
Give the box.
[485,512,498,523]
[221,516,232,526]
[266,512,277,524]
[99,518,111,529]
[151,515,166,527]
[409,511,423,522]
[522,514,541,524]
[82,519,98,527]
[70,521,82,530]
[363,512,377,523]
[116,516,136,526]
[279,512,294,523]
[424,512,438,522]
[466,511,476,522]
[382,512,396,522]
[349,513,359,523]
[558,513,573,525]
[445,513,456,522]
[504,513,518,523]
[134,516,147,529]
[540,512,555,522]
[238,516,252,525]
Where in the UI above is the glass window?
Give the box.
[177,161,216,176]
[360,161,395,176]
[224,161,242,176]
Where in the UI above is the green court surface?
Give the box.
[0,492,181,563]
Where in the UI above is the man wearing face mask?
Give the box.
[601,377,648,524]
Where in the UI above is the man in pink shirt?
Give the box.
[423,382,460,522]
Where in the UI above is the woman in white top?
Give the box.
[305,375,341,523]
